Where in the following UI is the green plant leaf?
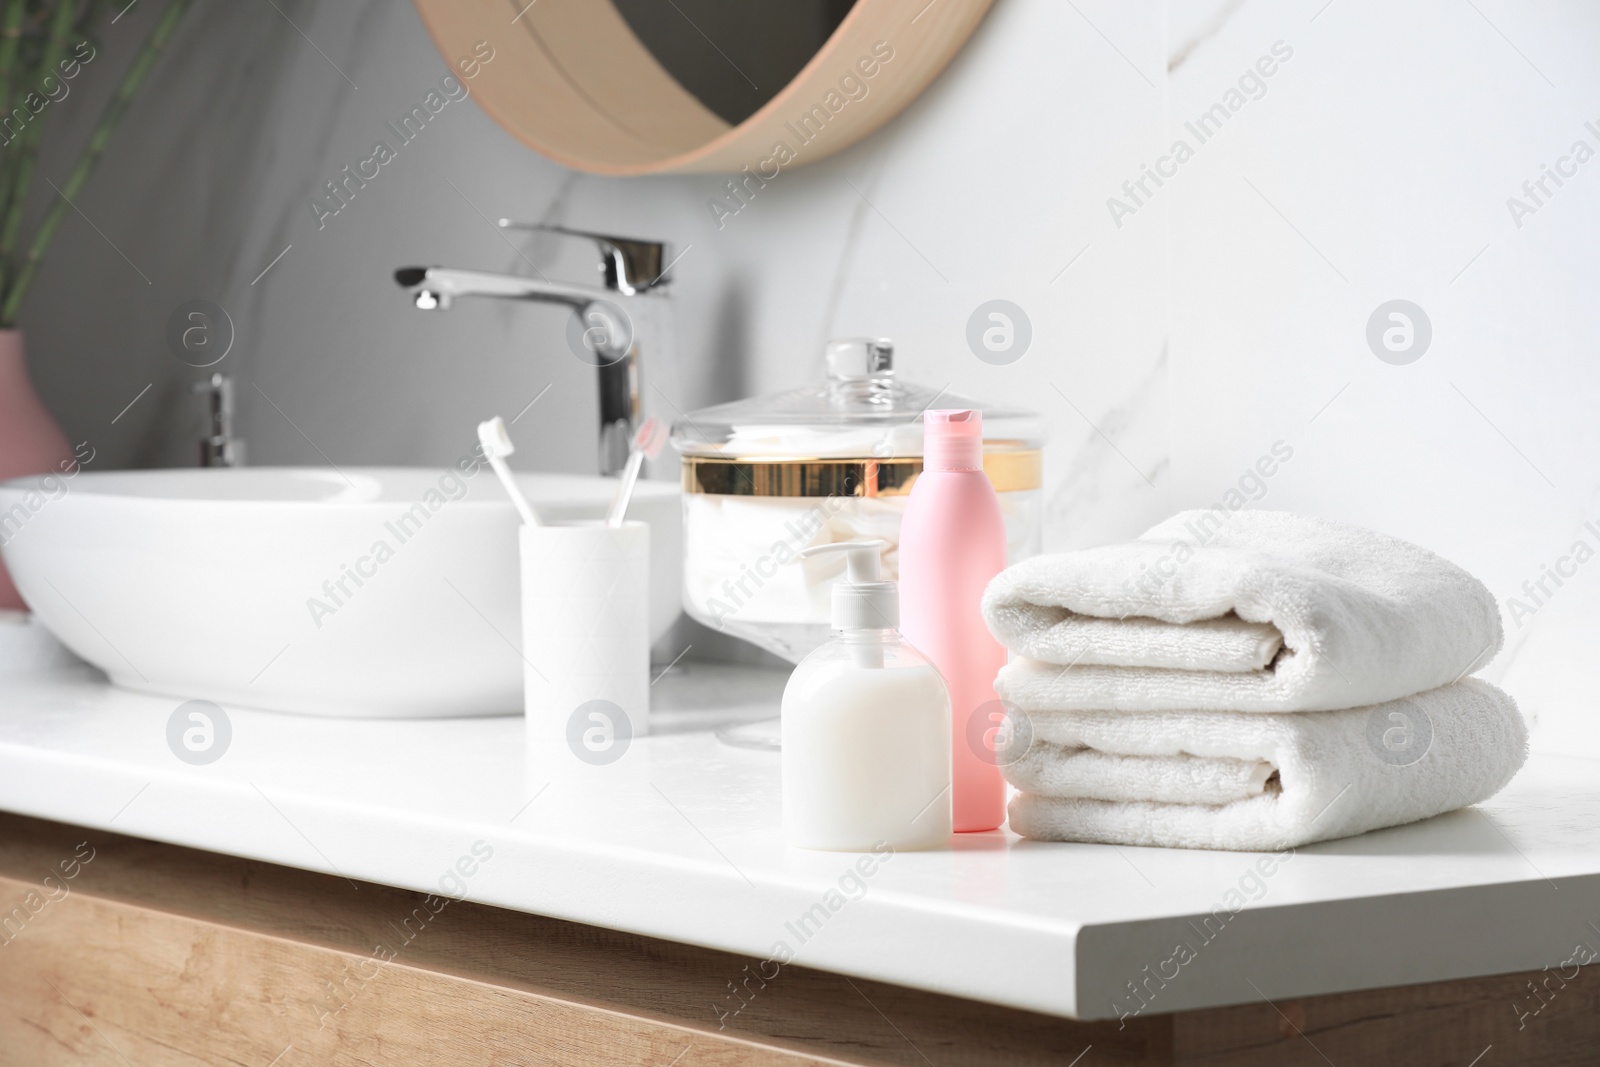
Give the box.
[1,0,191,324]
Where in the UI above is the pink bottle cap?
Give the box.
[923,409,982,471]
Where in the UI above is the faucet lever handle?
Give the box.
[496,221,669,295]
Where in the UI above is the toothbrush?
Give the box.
[477,417,541,527]
[605,417,668,527]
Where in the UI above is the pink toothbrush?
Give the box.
[605,417,668,527]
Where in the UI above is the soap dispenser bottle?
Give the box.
[781,540,953,852]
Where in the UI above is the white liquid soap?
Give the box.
[781,540,953,852]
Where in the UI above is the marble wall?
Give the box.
[17,0,1600,752]
[1163,0,1600,756]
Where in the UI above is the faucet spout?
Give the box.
[393,266,606,312]
[394,225,669,477]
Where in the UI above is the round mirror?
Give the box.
[411,0,995,176]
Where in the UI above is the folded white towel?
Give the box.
[984,511,1502,712]
[1003,679,1528,851]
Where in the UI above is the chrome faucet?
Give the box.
[394,224,671,475]
[190,372,242,467]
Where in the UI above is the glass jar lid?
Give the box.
[670,338,1043,461]
[671,338,1044,497]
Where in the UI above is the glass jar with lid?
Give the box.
[671,338,1044,663]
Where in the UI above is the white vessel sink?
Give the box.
[0,468,681,718]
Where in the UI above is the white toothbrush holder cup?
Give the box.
[519,521,650,759]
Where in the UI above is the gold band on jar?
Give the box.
[680,446,1041,497]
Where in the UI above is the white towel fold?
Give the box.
[984,510,1502,712]
[1003,679,1528,851]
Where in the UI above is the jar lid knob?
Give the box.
[824,338,893,381]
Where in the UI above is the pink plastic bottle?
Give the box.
[898,410,1008,832]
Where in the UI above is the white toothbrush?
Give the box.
[605,417,668,527]
[477,417,541,527]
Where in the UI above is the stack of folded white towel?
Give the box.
[981,511,1528,851]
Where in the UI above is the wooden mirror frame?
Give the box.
[411,0,996,176]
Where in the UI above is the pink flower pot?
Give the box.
[0,329,72,610]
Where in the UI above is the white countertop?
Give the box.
[1,658,1597,1022]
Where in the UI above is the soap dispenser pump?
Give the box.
[780,540,953,852]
